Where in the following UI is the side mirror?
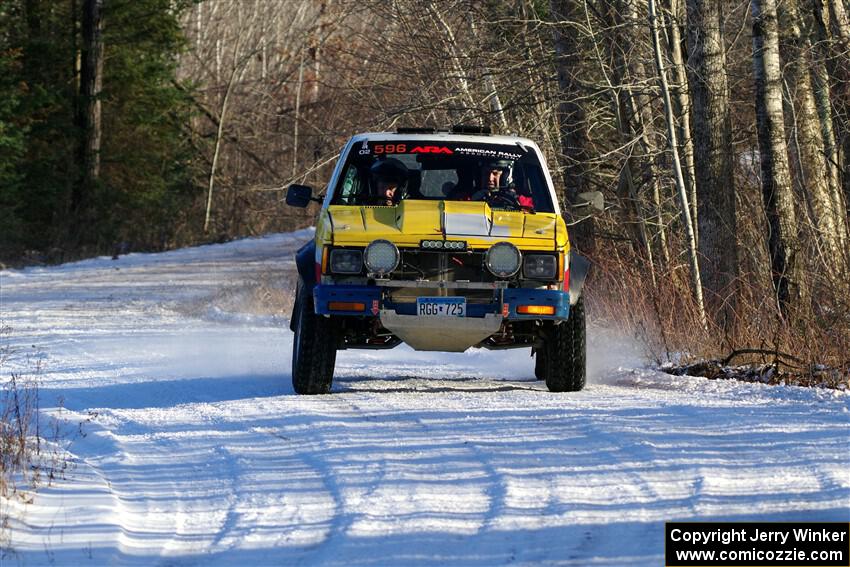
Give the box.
[286,184,314,208]
[575,191,604,212]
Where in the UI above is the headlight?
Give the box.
[523,254,557,279]
[330,249,363,274]
[364,239,400,275]
[485,242,521,277]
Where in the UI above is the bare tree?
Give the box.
[550,0,594,252]
[814,0,850,225]
[684,0,738,327]
[665,0,697,242]
[606,2,657,275]
[620,0,671,269]
[752,0,808,315]
[780,0,849,276]
[467,14,509,132]
[809,0,844,224]
[181,1,337,235]
[202,3,262,233]
[650,0,706,328]
[71,0,104,238]
[426,2,476,122]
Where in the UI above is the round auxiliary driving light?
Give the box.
[485,242,522,277]
[364,239,400,276]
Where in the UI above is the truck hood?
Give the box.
[327,201,561,247]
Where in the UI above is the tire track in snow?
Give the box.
[343,378,511,549]
[279,394,390,566]
[57,419,190,565]
[248,421,346,555]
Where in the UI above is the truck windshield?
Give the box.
[331,140,555,213]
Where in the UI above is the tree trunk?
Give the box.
[468,15,509,132]
[310,1,326,106]
[812,0,850,221]
[752,0,808,316]
[617,108,657,283]
[780,0,849,275]
[684,0,739,326]
[203,68,237,234]
[427,2,475,122]
[827,0,850,222]
[667,0,697,244]
[810,0,846,244]
[292,49,305,179]
[550,0,594,253]
[621,0,670,269]
[71,0,104,242]
[650,0,707,329]
[606,9,656,275]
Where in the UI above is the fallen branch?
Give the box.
[721,348,804,367]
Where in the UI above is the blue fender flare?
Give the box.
[295,240,317,290]
[569,252,590,306]
[291,241,317,331]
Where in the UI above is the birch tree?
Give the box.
[752,0,808,315]
[684,0,738,323]
[649,0,706,329]
[809,0,844,225]
[813,0,850,218]
[666,0,696,240]
[779,0,849,276]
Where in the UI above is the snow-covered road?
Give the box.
[1,231,848,566]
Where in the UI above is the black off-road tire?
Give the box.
[543,297,586,392]
[291,280,338,395]
[534,350,547,380]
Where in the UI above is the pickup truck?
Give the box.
[286,126,595,394]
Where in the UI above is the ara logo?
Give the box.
[358,140,371,155]
[410,146,453,154]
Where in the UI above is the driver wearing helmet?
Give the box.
[472,160,521,208]
[470,160,509,201]
[470,159,532,208]
[450,160,513,202]
[367,158,408,206]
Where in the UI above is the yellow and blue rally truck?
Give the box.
[286,126,594,394]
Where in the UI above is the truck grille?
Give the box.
[395,249,497,284]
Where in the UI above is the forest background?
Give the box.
[1,0,848,374]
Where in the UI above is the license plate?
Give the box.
[416,297,466,317]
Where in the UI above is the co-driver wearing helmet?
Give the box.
[367,158,408,206]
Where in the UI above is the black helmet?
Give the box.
[370,158,408,186]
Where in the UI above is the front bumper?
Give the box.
[313,283,570,320]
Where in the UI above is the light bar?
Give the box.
[396,127,436,134]
[451,124,491,135]
[517,305,555,315]
[420,240,467,250]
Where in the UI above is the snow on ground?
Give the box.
[1,230,848,566]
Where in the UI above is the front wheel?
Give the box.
[543,297,586,392]
[291,280,338,394]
